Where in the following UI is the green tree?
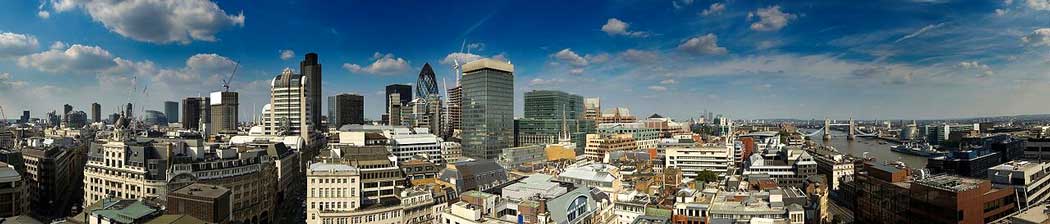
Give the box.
[696,169,718,183]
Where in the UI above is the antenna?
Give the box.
[222,61,240,92]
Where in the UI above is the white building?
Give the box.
[306,161,363,224]
[387,127,444,164]
[264,68,313,143]
[989,160,1050,210]
[664,142,734,178]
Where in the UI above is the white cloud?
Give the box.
[569,68,584,75]
[621,49,660,63]
[553,48,589,66]
[441,52,483,65]
[749,6,796,32]
[1022,28,1050,47]
[701,3,726,16]
[660,79,677,84]
[0,32,40,58]
[49,41,67,50]
[38,10,50,19]
[895,23,946,43]
[585,53,610,64]
[756,40,781,50]
[601,18,649,37]
[0,72,27,90]
[18,44,116,73]
[343,52,411,75]
[677,34,728,55]
[52,0,245,44]
[672,0,694,9]
[467,42,485,52]
[995,9,1008,16]
[959,61,994,77]
[648,85,668,91]
[1027,0,1050,10]
[492,53,509,62]
[280,49,295,60]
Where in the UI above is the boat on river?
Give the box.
[890,142,941,156]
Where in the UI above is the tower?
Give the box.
[461,58,514,160]
[210,91,238,134]
[848,116,856,140]
[823,117,832,140]
[301,53,322,131]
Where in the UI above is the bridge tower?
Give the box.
[823,117,832,140]
[847,116,856,140]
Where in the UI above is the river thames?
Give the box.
[809,130,928,168]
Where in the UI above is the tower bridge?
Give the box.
[797,117,877,140]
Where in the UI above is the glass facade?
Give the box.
[523,90,584,120]
[462,67,514,160]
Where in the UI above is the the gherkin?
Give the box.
[416,63,439,98]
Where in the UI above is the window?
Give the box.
[566,196,589,222]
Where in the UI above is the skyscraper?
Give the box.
[385,84,412,114]
[164,101,179,123]
[517,90,593,150]
[461,58,514,160]
[328,93,364,129]
[265,68,311,142]
[301,53,322,131]
[90,102,101,123]
[447,85,462,139]
[210,91,238,133]
[416,63,439,98]
[388,93,403,126]
[125,103,133,119]
[20,110,29,123]
[181,97,207,130]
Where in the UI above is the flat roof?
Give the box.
[171,183,230,199]
[462,58,514,73]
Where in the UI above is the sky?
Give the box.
[0,0,1048,121]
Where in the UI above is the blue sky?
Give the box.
[0,0,1048,121]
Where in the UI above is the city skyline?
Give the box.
[0,0,1048,120]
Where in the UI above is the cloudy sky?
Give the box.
[0,0,1048,121]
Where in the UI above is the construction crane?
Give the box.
[221,61,239,92]
[0,105,7,126]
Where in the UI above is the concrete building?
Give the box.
[442,142,462,164]
[387,93,403,126]
[63,110,88,128]
[385,84,412,119]
[584,133,636,162]
[557,163,623,193]
[305,161,362,224]
[166,183,231,224]
[142,110,167,127]
[326,146,404,206]
[328,93,364,129]
[743,147,819,188]
[707,189,806,224]
[91,102,101,123]
[301,53,323,131]
[0,162,27,217]
[808,146,856,191]
[598,122,660,150]
[989,160,1050,210]
[209,91,238,134]
[461,58,514,160]
[439,159,508,193]
[927,134,1024,177]
[909,175,1016,224]
[447,85,463,139]
[497,145,545,170]
[67,198,205,224]
[265,68,312,142]
[387,127,444,164]
[163,101,178,123]
[583,97,600,121]
[21,137,86,219]
[664,141,734,178]
[440,191,514,224]
[181,97,207,130]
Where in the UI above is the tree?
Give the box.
[696,169,718,183]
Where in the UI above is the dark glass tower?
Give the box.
[301,53,322,131]
[461,58,515,160]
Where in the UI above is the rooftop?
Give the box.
[170,183,230,199]
[309,161,358,172]
[916,175,984,192]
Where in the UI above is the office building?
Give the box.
[125,103,133,119]
[22,137,86,219]
[442,142,462,164]
[584,97,601,120]
[387,93,403,126]
[557,163,623,193]
[63,104,72,116]
[909,175,1016,224]
[328,93,364,129]
[447,85,462,139]
[301,53,323,131]
[497,145,545,169]
[142,110,168,127]
[439,159,508,193]
[166,183,231,224]
[20,110,29,123]
[461,58,514,160]
[325,145,404,206]
[385,84,412,115]
[927,134,1024,177]
[210,91,238,133]
[584,134,636,162]
[305,161,363,224]
[181,97,205,130]
[989,160,1050,210]
[386,127,444,164]
[516,90,594,150]
[0,162,27,217]
[67,198,205,224]
[664,140,734,177]
[163,101,178,123]
[743,147,819,188]
[707,189,807,224]
[265,68,312,141]
[597,122,660,150]
[90,103,101,123]
[63,110,87,128]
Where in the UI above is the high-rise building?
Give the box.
[63,104,72,116]
[328,93,364,129]
[461,58,514,160]
[125,103,133,119]
[516,90,593,150]
[416,63,439,98]
[447,85,462,139]
[387,93,402,126]
[265,68,311,142]
[143,110,168,127]
[64,111,88,128]
[385,84,412,114]
[90,103,101,123]
[164,101,178,123]
[20,110,29,123]
[0,162,28,217]
[22,139,86,219]
[210,91,238,133]
[182,97,203,130]
[584,97,601,120]
[301,53,322,131]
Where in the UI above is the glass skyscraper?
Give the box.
[517,90,594,152]
[461,58,514,160]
